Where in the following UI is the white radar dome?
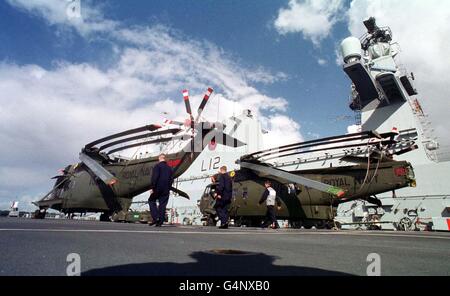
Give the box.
[341,37,362,63]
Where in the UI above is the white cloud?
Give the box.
[262,115,303,146]
[347,0,450,154]
[244,67,288,84]
[317,58,327,66]
[274,0,345,45]
[6,0,117,35]
[347,124,361,134]
[1,1,304,209]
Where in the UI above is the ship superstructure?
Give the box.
[336,17,450,231]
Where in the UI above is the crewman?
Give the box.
[258,180,281,229]
[148,153,173,227]
[214,166,233,229]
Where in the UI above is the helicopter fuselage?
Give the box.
[38,152,193,214]
[199,160,415,228]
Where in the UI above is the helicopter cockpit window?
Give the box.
[208,185,217,199]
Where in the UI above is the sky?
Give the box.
[0,0,449,211]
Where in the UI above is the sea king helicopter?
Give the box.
[34,88,245,221]
[199,125,418,229]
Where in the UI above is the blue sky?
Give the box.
[0,0,355,139]
[1,0,449,210]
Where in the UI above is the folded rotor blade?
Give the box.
[182,89,194,122]
[339,156,370,164]
[79,152,118,186]
[163,118,184,127]
[98,128,181,152]
[106,137,174,155]
[239,161,345,198]
[195,87,213,123]
[85,124,162,149]
[392,144,418,156]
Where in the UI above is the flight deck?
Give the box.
[1,218,449,276]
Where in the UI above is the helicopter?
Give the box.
[33,88,245,221]
[199,129,418,229]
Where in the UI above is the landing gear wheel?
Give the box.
[303,221,313,229]
[314,220,326,229]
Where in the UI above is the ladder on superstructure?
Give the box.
[407,97,439,161]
